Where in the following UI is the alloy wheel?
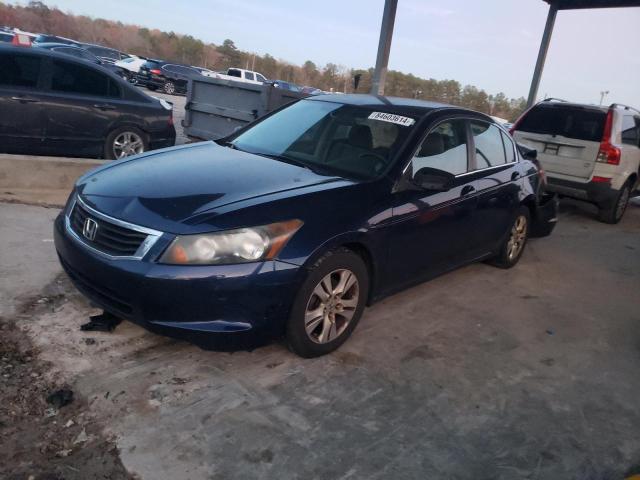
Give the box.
[164,82,175,94]
[615,185,630,221]
[304,269,359,344]
[506,215,528,261]
[112,132,144,159]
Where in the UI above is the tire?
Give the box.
[286,248,369,358]
[597,181,631,224]
[104,126,148,160]
[488,207,530,269]
[163,81,176,95]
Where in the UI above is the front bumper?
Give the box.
[54,214,301,350]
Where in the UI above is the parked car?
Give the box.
[193,66,217,78]
[114,55,147,82]
[0,32,13,43]
[80,44,128,65]
[301,85,323,95]
[33,34,79,45]
[33,42,127,78]
[270,79,302,92]
[136,59,202,94]
[213,67,267,84]
[511,99,640,223]
[0,45,175,159]
[54,94,558,357]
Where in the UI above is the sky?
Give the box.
[20,0,640,106]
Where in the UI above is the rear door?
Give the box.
[39,58,123,156]
[0,50,46,154]
[513,104,605,180]
[470,120,521,250]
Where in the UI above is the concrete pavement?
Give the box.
[1,198,639,479]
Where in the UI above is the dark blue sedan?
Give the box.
[54,94,558,357]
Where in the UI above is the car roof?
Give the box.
[307,93,491,119]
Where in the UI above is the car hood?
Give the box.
[76,142,347,233]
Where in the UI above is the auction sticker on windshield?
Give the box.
[368,112,416,127]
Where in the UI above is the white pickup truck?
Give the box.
[213,68,268,85]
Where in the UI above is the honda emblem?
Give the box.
[82,218,99,241]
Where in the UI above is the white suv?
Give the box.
[511,100,639,223]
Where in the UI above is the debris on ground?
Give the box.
[0,279,133,480]
[46,388,74,409]
[80,311,122,332]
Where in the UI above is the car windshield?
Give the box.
[230,100,417,180]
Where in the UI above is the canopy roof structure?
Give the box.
[526,0,640,106]
[544,0,640,9]
[369,1,640,101]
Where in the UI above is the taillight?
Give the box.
[150,68,161,75]
[591,176,611,183]
[596,108,620,165]
[168,111,174,126]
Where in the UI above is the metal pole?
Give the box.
[526,4,558,107]
[370,0,398,96]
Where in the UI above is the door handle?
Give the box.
[460,185,476,197]
[511,172,520,181]
[11,96,39,103]
[93,103,116,110]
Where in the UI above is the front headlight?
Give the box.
[158,219,303,265]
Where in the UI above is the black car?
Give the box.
[33,43,127,78]
[54,94,558,357]
[33,34,79,46]
[80,44,128,65]
[136,60,202,95]
[0,45,175,159]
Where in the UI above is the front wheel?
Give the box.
[286,249,369,358]
[488,207,530,269]
[597,181,630,224]
[104,126,148,160]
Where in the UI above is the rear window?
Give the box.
[142,61,163,69]
[517,105,606,142]
[51,59,121,97]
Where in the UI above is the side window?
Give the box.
[256,73,266,82]
[228,69,241,78]
[245,72,255,81]
[51,60,119,98]
[471,121,506,169]
[0,53,40,88]
[500,130,516,163]
[621,115,640,146]
[412,120,469,176]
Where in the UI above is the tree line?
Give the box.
[1,1,527,121]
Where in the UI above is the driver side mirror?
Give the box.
[413,167,454,192]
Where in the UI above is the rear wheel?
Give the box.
[163,81,176,95]
[488,207,530,269]
[286,249,369,358]
[104,126,148,160]
[597,181,630,224]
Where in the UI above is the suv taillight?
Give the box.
[150,68,161,75]
[596,108,621,165]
